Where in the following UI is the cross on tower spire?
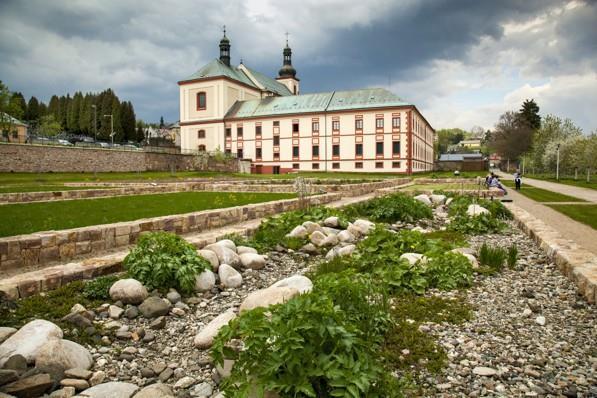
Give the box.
[223,25,226,36]
[285,31,289,46]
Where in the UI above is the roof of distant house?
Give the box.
[0,112,27,127]
[438,153,485,161]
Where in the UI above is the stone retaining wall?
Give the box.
[0,193,340,274]
[506,204,597,304]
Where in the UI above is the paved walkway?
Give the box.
[498,172,597,202]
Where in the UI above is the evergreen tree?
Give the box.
[111,96,123,142]
[135,120,145,143]
[68,92,82,132]
[26,96,40,121]
[519,99,541,130]
[59,95,68,129]
[9,92,26,120]
[48,95,60,120]
[160,116,165,128]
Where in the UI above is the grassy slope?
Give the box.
[0,191,295,237]
[546,204,597,230]
[502,180,585,202]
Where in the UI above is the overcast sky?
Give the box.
[1,0,595,132]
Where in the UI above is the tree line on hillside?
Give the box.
[0,80,145,143]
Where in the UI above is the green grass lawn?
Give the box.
[524,174,597,190]
[546,204,597,230]
[0,191,295,237]
[0,185,113,193]
[502,180,585,202]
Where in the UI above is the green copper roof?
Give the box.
[180,59,255,87]
[242,66,292,96]
[225,88,411,119]
[0,112,27,126]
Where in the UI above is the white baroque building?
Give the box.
[179,32,434,174]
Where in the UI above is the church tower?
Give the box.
[276,35,300,95]
[219,27,231,66]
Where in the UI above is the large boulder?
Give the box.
[346,224,363,239]
[0,320,63,367]
[132,383,174,398]
[414,194,432,206]
[203,244,241,269]
[286,225,307,238]
[218,264,243,288]
[239,253,266,270]
[430,194,447,205]
[193,311,237,349]
[0,327,17,344]
[310,231,326,247]
[35,339,93,371]
[337,230,356,243]
[270,275,313,294]
[215,239,236,252]
[338,244,356,257]
[323,216,340,228]
[353,219,375,235]
[399,253,427,265]
[194,270,216,292]
[198,250,219,270]
[466,204,490,217]
[139,297,171,318]
[109,279,148,305]
[78,381,140,398]
[239,287,299,313]
[320,234,339,247]
[237,246,257,255]
[302,221,323,235]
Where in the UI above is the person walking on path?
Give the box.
[514,171,522,191]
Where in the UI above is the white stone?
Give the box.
[78,381,139,398]
[203,244,241,269]
[353,219,375,234]
[0,327,17,344]
[323,216,340,228]
[192,382,213,397]
[325,247,339,260]
[271,275,313,294]
[337,230,356,243]
[218,264,243,288]
[0,319,63,367]
[430,194,447,205]
[338,244,356,257]
[461,253,479,269]
[320,234,339,247]
[174,376,195,389]
[467,204,490,217]
[70,304,87,314]
[414,194,432,206]
[286,225,307,238]
[346,223,363,238]
[310,230,327,246]
[322,227,341,236]
[450,247,476,256]
[239,253,266,270]
[132,383,174,398]
[472,366,497,377]
[109,305,124,319]
[215,239,236,252]
[399,253,427,265]
[302,221,323,234]
[198,250,219,270]
[240,286,299,313]
[194,270,216,292]
[109,279,148,305]
[535,316,546,326]
[194,311,237,349]
[522,308,532,317]
[445,197,453,206]
[35,339,93,371]
[236,246,258,255]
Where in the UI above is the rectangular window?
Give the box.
[197,92,206,110]
[376,118,384,129]
[392,141,401,155]
[332,120,340,131]
[292,122,299,133]
[255,125,262,135]
[332,144,340,156]
[312,163,320,170]
[375,162,383,169]
[237,149,243,159]
[293,146,299,157]
[312,145,319,157]
[237,127,243,137]
[312,122,319,132]
[376,142,384,155]
[225,128,231,138]
[273,121,280,127]
[392,161,400,168]
[292,163,299,169]
[273,136,280,146]
[355,143,363,156]
[197,130,205,139]
[332,162,340,169]
[273,152,280,160]
[355,119,363,130]
[392,117,400,129]
[256,148,262,159]
[355,162,363,169]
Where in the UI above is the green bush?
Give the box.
[123,232,210,294]
[344,192,433,223]
[477,243,507,273]
[507,244,518,268]
[424,252,473,290]
[82,275,120,300]
[447,213,506,234]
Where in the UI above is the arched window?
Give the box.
[198,144,206,152]
[197,130,205,139]
[197,92,206,110]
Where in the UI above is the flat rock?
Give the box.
[197,250,219,270]
[78,381,139,398]
[194,270,216,292]
[0,320,63,367]
[139,297,170,318]
[194,311,237,349]
[35,339,93,371]
[218,264,243,288]
[64,368,92,380]
[109,279,148,305]
[192,382,212,397]
[473,366,497,376]
[240,286,299,313]
[239,253,266,270]
[132,383,174,398]
[236,246,257,255]
[270,275,313,294]
[60,378,90,390]
[399,253,427,265]
[49,386,76,398]
[1,373,53,398]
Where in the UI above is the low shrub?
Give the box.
[477,243,507,273]
[424,252,473,290]
[82,275,120,300]
[447,213,506,235]
[123,232,210,294]
[507,244,518,268]
[344,192,433,223]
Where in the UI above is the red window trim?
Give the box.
[197,92,206,111]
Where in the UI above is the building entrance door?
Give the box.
[273,166,280,175]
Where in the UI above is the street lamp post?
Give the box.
[103,114,114,146]
[556,143,561,181]
[91,105,97,142]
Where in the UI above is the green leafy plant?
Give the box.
[507,244,518,268]
[82,275,120,300]
[344,192,433,223]
[424,252,473,290]
[477,243,507,273]
[123,232,209,294]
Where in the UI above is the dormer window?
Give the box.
[197,92,206,110]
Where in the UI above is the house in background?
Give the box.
[436,153,487,171]
[0,112,28,143]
